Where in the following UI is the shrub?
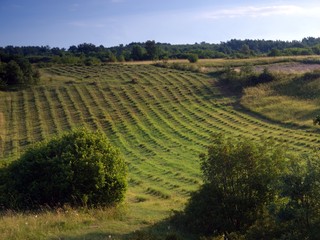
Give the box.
[179,133,320,239]
[187,53,198,63]
[219,66,276,92]
[1,128,127,209]
[183,133,286,236]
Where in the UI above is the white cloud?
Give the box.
[203,5,306,19]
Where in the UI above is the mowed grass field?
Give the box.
[1,63,320,239]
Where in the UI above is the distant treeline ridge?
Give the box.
[1,37,320,64]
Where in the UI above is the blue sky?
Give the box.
[1,0,320,48]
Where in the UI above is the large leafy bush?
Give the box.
[2,128,127,209]
[183,134,286,236]
[180,134,320,239]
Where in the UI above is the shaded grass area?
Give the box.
[1,63,320,239]
[0,203,193,240]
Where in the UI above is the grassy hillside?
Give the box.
[1,63,320,239]
[241,67,320,127]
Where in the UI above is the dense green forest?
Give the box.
[1,37,320,65]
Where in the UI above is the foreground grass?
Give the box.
[1,62,320,239]
[0,194,185,240]
[1,207,126,240]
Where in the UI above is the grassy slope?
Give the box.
[241,69,320,127]
[1,63,320,239]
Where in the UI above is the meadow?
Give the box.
[1,61,320,239]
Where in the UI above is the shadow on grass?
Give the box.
[51,214,198,240]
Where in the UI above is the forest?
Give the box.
[1,37,320,65]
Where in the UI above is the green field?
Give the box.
[1,63,320,239]
[241,69,320,127]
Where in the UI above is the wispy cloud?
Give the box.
[203,5,305,19]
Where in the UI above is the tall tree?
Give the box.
[131,45,145,60]
[5,60,24,85]
[145,40,159,60]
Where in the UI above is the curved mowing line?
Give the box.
[35,87,58,136]
[135,85,205,154]
[81,87,122,135]
[9,93,22,156]
[169,72,304,137]
[117,87,185,153]
[128,86,191,149]
[3,93,15,157]
[86,83,202,190]
[120,86,205,178]
[30,88,48,141]
[77,85,185,188]
[79,66,320,152]
[23,89,43,144]
[177,72,320,140]
[17,91,29,149]
[105,88,161,156]
[49,88,73,132]
[149,66,314,150]
[58,87,84,125]
[70,85,99,130]
[129,164,198,199]
[123,86,211,176]
[145,84,213,146]
[41,89,61,134]
[91,84,158,158]
[175,77,320,151]
[155,83,219,139]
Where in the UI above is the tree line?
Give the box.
[1,37,320,65]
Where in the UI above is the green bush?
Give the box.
[219,66,276,92]
[1,128,127,209]
[183,133,286,236]
[187,53,198,63]
[179,133,320,239]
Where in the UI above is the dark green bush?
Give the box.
[1,128,127,209]
[187,53,198,63]
[219,66,276,92]
[183,134,286,236]
[178,133,320,239]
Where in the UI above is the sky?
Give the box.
[1,0,320,48]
